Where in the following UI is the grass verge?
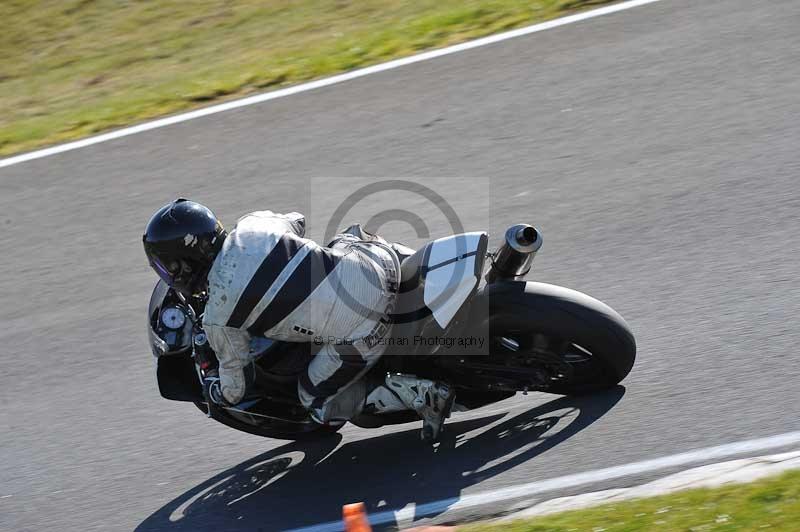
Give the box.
[464,469,800,531]
[0,0,614,156]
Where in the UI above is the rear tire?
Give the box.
[475,281,636,394]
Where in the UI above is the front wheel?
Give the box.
[475,281,636,395]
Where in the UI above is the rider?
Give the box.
[143,199,455,441]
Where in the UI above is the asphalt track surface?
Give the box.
[3,0,800,530]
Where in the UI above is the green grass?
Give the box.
[464,469,800,532]
[0,0,614,156]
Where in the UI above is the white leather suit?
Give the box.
[203,211,401,423]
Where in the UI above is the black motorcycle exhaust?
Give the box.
[485,224,543,283]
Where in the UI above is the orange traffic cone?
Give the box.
[343,502,372,532]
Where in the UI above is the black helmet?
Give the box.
[143,199,226,296]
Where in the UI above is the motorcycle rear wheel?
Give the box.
[477,281,636,394]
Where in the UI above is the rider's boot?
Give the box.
[366,374,456,443]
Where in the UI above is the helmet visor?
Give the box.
[150,257,178,286]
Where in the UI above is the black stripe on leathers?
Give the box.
[226,233,306,328]
[246,245,339,335]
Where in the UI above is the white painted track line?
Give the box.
[287,430,800,532]
[0,0,665,170]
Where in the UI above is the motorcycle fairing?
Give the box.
[147,280,203,401]
[147,280,193,357]
[422,232,488,328]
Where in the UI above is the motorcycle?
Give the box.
[147,224,636,440]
